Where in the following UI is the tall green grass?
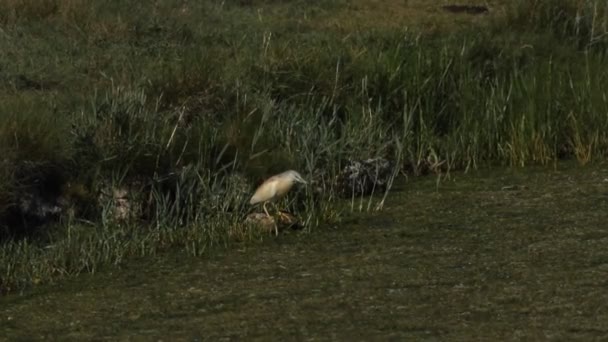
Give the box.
[1,0,608,294]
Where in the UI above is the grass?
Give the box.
[1,0,608,294]
[3,163,607,340]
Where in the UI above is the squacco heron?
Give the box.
[249,170,307,233]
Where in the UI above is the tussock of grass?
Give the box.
[1,0,608,294]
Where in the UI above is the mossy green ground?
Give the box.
[2,0,608,336]
[2,163,607,340]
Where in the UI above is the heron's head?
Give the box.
[287,170,308,185]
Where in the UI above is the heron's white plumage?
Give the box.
[249,170,306,205]
[249,170,306,236]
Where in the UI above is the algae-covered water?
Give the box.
[1,163,608,340]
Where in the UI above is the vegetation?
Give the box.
[1,0,607,294]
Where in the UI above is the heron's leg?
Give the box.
[271,203,280,236]
[263,202,271,217]
[274,203,286,236]
[262,202,279,236]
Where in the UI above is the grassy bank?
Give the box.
[1,0,608,294]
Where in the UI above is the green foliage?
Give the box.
[1,0,608,294]
[503,0,608,49]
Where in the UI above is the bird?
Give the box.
[249,170,307,234]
